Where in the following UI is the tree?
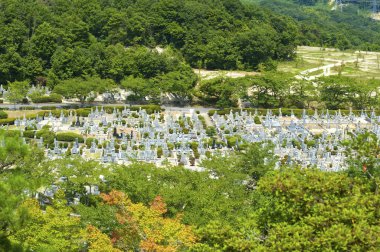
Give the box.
[82,225,121,252]
[319,76,354,110]
[0,174,30,251]
[249,71,292,108]
[5,81,29,105]
[100,190,198,251]
[30,22,58,67]
[255,168,380,251]
[344,132,380,178]
[51,158,109,206]
[121,76,149,102]
[12,191,83,251]
[53,77,115,104]
[0,130,30,173]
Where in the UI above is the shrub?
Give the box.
[36,129,55,147]
[75,108,91,117]
[157,147,163,158]
[206,126,216,137]
[254,116,261,124]
[4,130,21,137]
[41,106,57,110]
[23,130,35,138]
[85,138,98,148]
[56,132,84,143]
[0,118,15,125]
[32,94,62,103]
[0,110,7,119]
[131,105,163,114]
[19,106,36,110]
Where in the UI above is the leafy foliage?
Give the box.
[0,0,300,86]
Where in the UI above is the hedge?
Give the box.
[56,132,84,143]
[31,94,62,103]
[40,106,57,110]
[208,108,375,117]
[0,110,7,119]
[85,137,98,148]
[23,130,36,138]
[0,118,16,125]
[4,130,21,137]
[104,105,163,115]
[76,108,91,117]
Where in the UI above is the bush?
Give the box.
[206,126,216,137]
[0,118,15,125]
[254,116,261,124]
[75,108,91,117]
[0,110,7,119]
[23,130,35,138]
[157,147,163,158]
[131,105,163,114]
[19,106,36,110]
[41,106,57,110]
[103,105,163,115]
[35,129,55,147]
[85,137,98,148]
[4,130,21,137]
[56,132,84,143]
[32,94,62,103]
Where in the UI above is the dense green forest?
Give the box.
[3,0,380,106]
[247,0,380,51]
[0,0,298,87]
[0,130,379,251]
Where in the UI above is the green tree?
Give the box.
[53,77,115,104]
[12,191,83,251]
[5,81,29,105]
[121,76,149,102]
[256,168,380,251]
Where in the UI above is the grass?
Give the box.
[6,110,44,119]
[280,46,380,79]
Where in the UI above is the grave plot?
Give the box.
[5,106,380,170]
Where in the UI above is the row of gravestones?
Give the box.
[6,108,380,170]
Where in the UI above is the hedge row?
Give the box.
[56,132,84,143]
[31,94,62,103]
[103,105,163,114]
[0,118,16,125]
[0,110,7,119]
[208,108,376,118]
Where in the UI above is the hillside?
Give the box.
[245,0,380,51]
[0,0,298,86]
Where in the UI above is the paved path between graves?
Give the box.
[202,113,214,128]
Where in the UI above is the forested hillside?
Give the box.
[0,0,298,86]
[246,0,380,51]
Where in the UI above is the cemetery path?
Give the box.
[194,69,259,80]
[202,113,214,128]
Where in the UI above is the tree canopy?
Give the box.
[0,0,301,86]
[0,127,378,250]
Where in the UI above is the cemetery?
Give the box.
[3,105,379,171]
